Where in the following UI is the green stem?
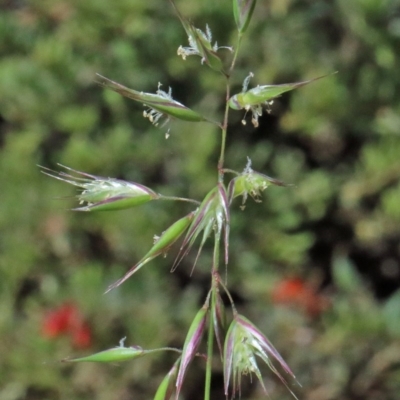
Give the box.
[218,34,243,183]
[213,230,221,273]
[210,32,243,400]
[204,232,222,400]
[217,91,230,182]
[221,168,240,176]
[229,34,242,74]
[158,195,200,205]
[144,347,183,355]
[216,276,237,315]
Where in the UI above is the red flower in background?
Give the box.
[71,321,92,348]
[271,277,330,317]
[42,303,76,338]
[42,302,92,348]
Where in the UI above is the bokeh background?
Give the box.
[1,0,400,399]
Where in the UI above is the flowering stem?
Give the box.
[144,347,183,355]
[218,34,242,183]
[229,34,242,74]
[221,168,240,176]
[217,276,237,315]
[158,195,200,205]
[213,231,221,273]
[204,232,223,400]
[217,80,231,182]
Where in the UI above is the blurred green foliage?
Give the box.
[1,0,400,399]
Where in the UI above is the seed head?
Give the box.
[224,314,299,398]
[40,164,159,211]
[229,73,329,127]
[228,158,291,208]
[173,183,230,272]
